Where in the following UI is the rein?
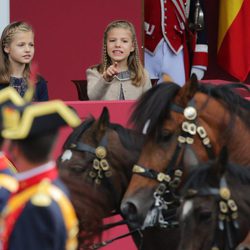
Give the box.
[90,228,143,250]
[186,176,239,250]
[133,98,215,228]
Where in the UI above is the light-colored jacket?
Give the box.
[86,68,152,100]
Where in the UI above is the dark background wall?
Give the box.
[10,0,250,100]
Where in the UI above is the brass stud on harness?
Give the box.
[95,146,107,159]
[70,143,77,148]
[100,159,110,171]
[183,106,197,120]
[211,247,220,250]
[174,169,183,177]
[219,200,228,213]
[228,199,237,212]
[203,137,210,145]
[104,170,112,177]
[219,187,231,200]
[182,121,190,132]
[89,171,97,178]
[187,189,198,197]
[93,159,100,170]
[133,165,146,173]
[157,173,171,182]
[178,135,186,144]
[197,126,207,138]
[186,137,194,144]
[187,123,197,135]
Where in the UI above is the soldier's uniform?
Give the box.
[0,153,17,212]
[0,100,81,250]
[144,0,208,85]
[0,87,27,213]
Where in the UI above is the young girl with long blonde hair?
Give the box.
[0,21,48,101]
[87,20,151,100]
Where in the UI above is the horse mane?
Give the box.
[129,83,181,134]
[109,123,144,151]
[198,82,250,127]
[182,160,250,193]
[130,82,250,136]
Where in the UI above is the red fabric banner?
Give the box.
[217,0,250,81]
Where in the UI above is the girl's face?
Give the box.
[4,31,35,65]
[106,27,134,65]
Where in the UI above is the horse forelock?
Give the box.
[227,162,250,185]
[62,116,95,150]
[182,164,212,193]
[183,160,250,195]
[130,83,181,135]
[109,123,144,152]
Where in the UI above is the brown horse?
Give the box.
[58,107,179,250]
[179,147,250,250]
[121,76,250,231]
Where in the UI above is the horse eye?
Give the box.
[71,165,85,173]
[160,129,172,141]
[198,211,212,222]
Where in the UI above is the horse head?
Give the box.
[58,107,143,248]
[121,77,250,230]
[179,147,250,250]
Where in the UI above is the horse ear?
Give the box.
[97,106,110,130]
[175,74,199,105]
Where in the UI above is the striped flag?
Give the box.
[217,0,250,81]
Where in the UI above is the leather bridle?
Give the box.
[185,175,239,250]
[132,98,215,228]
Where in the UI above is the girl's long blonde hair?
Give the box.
[0,21,34,83]
[100,20,145,87]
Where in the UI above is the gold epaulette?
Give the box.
[0,174,18,193]
[3,179,78,250]
[49,184,79,250]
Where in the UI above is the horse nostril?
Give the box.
[120,199,147,229]
[121,202,137,219]
[121,201,138,217]
[120,201,143,229]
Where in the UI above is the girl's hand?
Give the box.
[103,62,118,82]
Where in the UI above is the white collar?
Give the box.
[16,161,55,181]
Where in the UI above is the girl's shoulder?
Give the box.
[88,64,100,70]
[143,68,150,78]
[86,64,103,76]
[36,75,47,85]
